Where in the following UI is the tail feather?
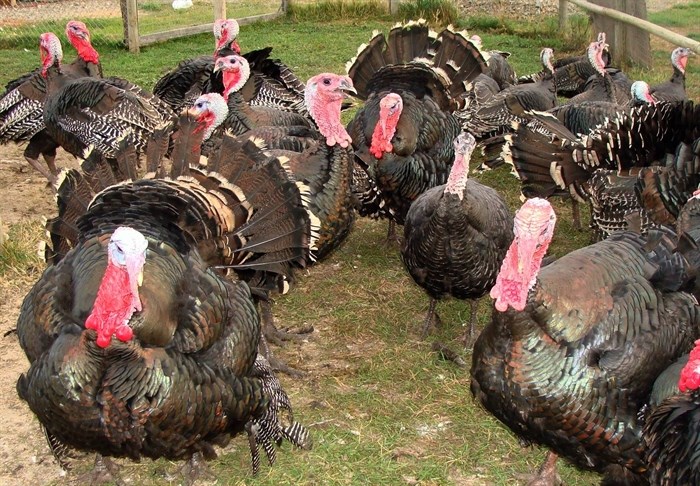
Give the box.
[346,31,389,100]
[346,20,486,108]
[384,19,430,65]
[247,355,311,474]
[169,112,203,178]
[501,124,590,199]
[431,27,487,101]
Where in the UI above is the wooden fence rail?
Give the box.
[559,0,700,55]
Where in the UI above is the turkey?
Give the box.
[201,72,357,372]
[471,197,700,485]
[153,18,307,117]
[649,47,694,103]
[346,19,487,235]
[587,134,700,241]
[516,32,612,98]
[210,54,312,139]
[17,94,314,483]
[0,22,101,183]
[462,47,557,140]
[40,34,175,162]
[563,38,630,106]
[486,100,699,232]
[151,18,240,114]
[643,339,700,486]
[400,132,513,344]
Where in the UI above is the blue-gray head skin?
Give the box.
[671,47,694,74]
[630,80,656,105]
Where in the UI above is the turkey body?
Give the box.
[349,90,462,224]
[346,20,487,226]
[402,180,512,301]
[16,98,313,471]
[17,233,266,461]
[471,230,700,482]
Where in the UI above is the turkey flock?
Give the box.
[1,14,699,486]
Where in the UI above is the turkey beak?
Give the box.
[516,238,537,278]
[213,61,223,73]
[339,77,357,97]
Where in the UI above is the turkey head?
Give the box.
[369,92,402,159]
[490,198,556,312]
[305,73,356,147]
[84,227,148,348]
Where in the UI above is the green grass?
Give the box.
[0,221,42,278]
[648,1,700,30]
[1,4,698,485]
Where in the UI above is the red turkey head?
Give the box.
[189,93,229,141]
[214,18,241,55]
[679,340,700,392]
[214,54,251,101]
[490,198,556,312]
[305,73,356,148]
[85,227,148,348]
[65,20,99,65]
[39,32,62,77]
[443,132,476,200]
[369,93,403,159]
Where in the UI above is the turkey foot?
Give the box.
[420,299,442,339]
[25,155,57,186]
[259,334,307,378]
[261,300,313,346]
[570,198,582,231]
[516,451,562,486]
[386,220,403,247]
[179,451,215,486]
[461,300,479,350]
[76,454,125,486]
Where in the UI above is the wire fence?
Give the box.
[0,0,282,49]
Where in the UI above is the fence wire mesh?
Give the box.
[0,0,282,50]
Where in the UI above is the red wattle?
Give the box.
[85,263,138,348]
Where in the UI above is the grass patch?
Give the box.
[0,4,697,485]
[287,0,388,22]
[0,221,43,278]
[648,1,700,30]
[139,1,164,12]
[398,0,460,26]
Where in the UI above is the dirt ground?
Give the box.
[0,146,73,485]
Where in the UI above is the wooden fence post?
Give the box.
[388,0,399,15]
[281,0,289,13]
[213,0,226,20]
[124,0,140,53]
[559,0,569,32]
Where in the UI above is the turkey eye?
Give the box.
[323,78,331,85]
